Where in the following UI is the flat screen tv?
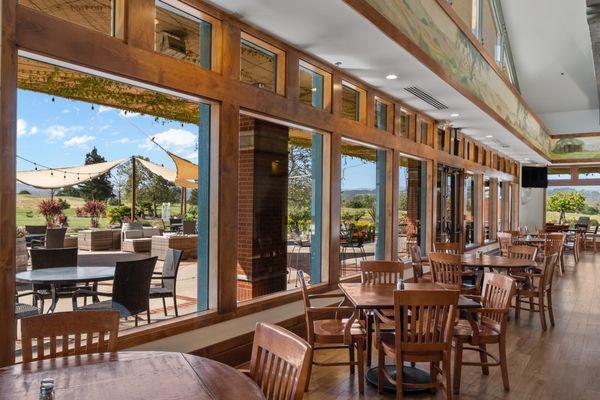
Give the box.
[522,166,548,188]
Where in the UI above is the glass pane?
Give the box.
[299,66,324,109]
[237,116,323,301]
[375,100,388,131]
[483,178,491,240]
[398,156,426,258]
[464,174,475,245]
[19,0,113,35]
[436,165,461,243]
[241,40,276,91]
[155,1,212,68]
[341,85,359,121]
[498,181,503,232]
[16,57,208,333]
[340,139,386,277]
[578,167,600,180]
[437,129,445,150]
[400,111,410,138]
[482,0,499,59]
[548,167,571,180]
[420,122,429,144]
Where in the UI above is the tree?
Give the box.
[56,186,80,197]
[111,160,130,205]
[547,191,586,223]
[188,188,198,205]
[288,144,312,211]
[137,172,179,217]
[77,147,114,201]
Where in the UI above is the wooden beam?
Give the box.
[125,0,155,50]
[0,0,17,367]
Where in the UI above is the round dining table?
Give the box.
[461,254,536,270]
[0,351,266,400]
[16,266,115,313]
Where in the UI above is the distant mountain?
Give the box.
[16,182,51,196]
[341,188,375,202]
[547,187,600,202]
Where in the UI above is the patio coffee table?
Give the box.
[16,266,115,313]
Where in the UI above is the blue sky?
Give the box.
[17,89,199,173]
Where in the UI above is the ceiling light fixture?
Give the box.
[385,74,398,80]
[486,135,493,138]
[450,113,460,117]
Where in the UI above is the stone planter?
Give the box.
[16,237,28,272]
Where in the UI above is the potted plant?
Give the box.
[37,199,63,227]
[76,200,107,229]
[16,227,28,272]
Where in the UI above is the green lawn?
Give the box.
[545,211,600,225]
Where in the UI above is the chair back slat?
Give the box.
[393,290,458,352]
[45,228,68,249]
[20,310,120,362]
[497,232,512,256]
[428,253,463,290]
[542,253,560,289]
[508,245,537,261]
[360,260,406,285]
[479,273,516,332]
[545,233,566,257]
[249,323,312,400]
[409,244,426,281]
[433,242,463,254]
[162,249,183,292]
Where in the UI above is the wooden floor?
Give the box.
[304,252,600,399]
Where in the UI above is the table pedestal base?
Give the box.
[366,365,430,393]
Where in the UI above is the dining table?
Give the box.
[16,266,115,313]
[339,282,481,393]
[460,254,537,271]
[0,351,266,400]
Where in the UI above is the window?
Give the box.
[155,0,214,69]
[340,139,386,277]
[420,121,430,145]
[578,167,600,180]
[16,56,212,330]
[437,128,446,151]
[398,155,427,258]
[374,99,390,131]
[464,174,475,246]
[436,165,462,243]
[483,177,491,241]
[237,115,324,301]
[498,181,504,232]
[240,33,285,95]
[548,167,571,181]
[299,61,330,109]
[399,110,411,138]
[19,0,114,35]
[342,84,360,121]
[481,0,500,60]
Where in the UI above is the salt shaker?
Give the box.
[39,378,54,400]
[396,278,405,290]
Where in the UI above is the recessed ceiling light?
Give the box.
[450,113,460,117]
[385,74,398,80]
[486,135,493,138]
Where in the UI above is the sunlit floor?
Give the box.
[303,251,600,399]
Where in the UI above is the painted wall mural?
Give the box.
[551,137,600,161]
[364,0,553,158]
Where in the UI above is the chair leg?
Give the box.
[396,353,404,400]
[366,314,373,367]
[479,344,489,375]
[173,295,179,317]
[430,362,438,394]
[349,344,355,374]
[499,338,510,391]
[547,291,555,327]
[147,309,151,325]
[443,352,452,400]
[135,314,138,327]
[515,295,521,320]
[378,342,385,395]
[304,350,314,392]
[356,340,365,394]
[539,294,547,331]
[162,297,168,316]
[453,339,463,394]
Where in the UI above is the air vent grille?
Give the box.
[404,86,448,110]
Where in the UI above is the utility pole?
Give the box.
[131,156,136,220]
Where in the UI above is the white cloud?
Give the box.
[62,108,70,114]
[64,135,96,147]
[140,128,197,153]
[119,110,140,119]
[113,137,135,144]
[45,125,83,140]
[98,105,114,114]
[17,119,39,138]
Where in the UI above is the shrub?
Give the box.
[57,198,70,210]
[76,200,107,228]
[18,190,31,195]
[37,199,63,227]
[107,206,132,225]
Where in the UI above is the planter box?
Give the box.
[151,235,198,260]
[16,237,28,272]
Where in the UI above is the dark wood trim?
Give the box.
[549,131,600,139]
[343,0,550,161]
[125,0,155,50]
[328,133,342,284]
[0,0,17,368]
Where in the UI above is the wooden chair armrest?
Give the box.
[308,293,345,300]
[464,294,482,302]
[372,309,395,326]
[473,307,509,314]
[306,306,356,314]
[237,368,251,377]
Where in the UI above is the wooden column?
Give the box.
[328,133,342,283]
[390,152,400,260]
[0,0,17,367]
[427,161,436,253]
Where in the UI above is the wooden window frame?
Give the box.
[240,31,286,96]
[298,59,331,111]
[374,96,393,133]
[340,80,367,123]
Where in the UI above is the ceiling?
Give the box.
[502,0,599,134]
[206,0,547,164]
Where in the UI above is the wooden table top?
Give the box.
[460,254,536,269]
[338,282,481,310]
[0,351,265,400]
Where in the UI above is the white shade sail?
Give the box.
[17,159,126,189]
[136,158,197,189]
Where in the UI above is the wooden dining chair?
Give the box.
[506,245,538,301]
[247,322,312,400]
[429,252,479,295]
[585,224,599,252]
[374,289,459,399]
[409,244,431,283]
[21,310,120,362]
[360,260,406,367]
[297,270,366,393]
[452,273,516,394]
[545,232,566,274]
[497,232,512,257]
[514,253,559,330]
[434,242,463,254]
